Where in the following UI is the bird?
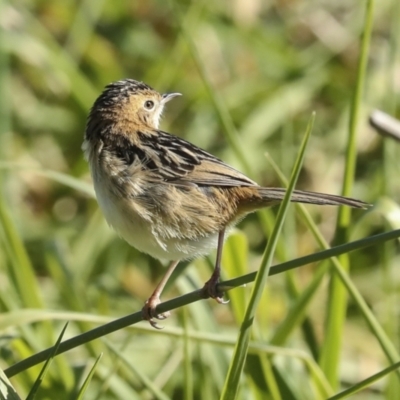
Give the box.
[83,78,368,328]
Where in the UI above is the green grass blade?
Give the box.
[63,0,106,63]
[171,0,253,176]
[9,7,98,110]
[182,308,193,400]
[270,262,329,346]
[0,195,42,308]
[26,323,68,400]
[258,356,282,400]
[75,353,103,400]
[327,361,400,400]
[321,0,376,388]
[104,340,172,400]
[0,2,11,166]
[222,231,249,323]
[0,162,95,197]
[0,368,21,400]
[220,114,315,400]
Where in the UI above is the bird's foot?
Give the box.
[201,275,229,304]
[142,295,171,329]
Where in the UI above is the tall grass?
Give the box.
[1,0,400,399]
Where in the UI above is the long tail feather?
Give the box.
[258,187,369,209]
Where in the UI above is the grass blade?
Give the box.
[26,323,69,400]
[75,353,103,400]
[0,368,21,400]
[327,361,400,400]
[220,114,315,399]
[320,0,376,388]
[0,195,42,308]
[104,340,172,400]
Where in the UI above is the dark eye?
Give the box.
[144,100,155,110]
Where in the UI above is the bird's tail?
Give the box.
[258,187,368,208]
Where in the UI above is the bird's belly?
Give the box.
[93,180,219,261]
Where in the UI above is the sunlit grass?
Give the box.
[1,0,400,399]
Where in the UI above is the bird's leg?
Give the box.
[202,230,228,304]
[142,260,179,329]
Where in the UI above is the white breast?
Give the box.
[93,177,219,261]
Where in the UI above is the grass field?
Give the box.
[1,0,400,399]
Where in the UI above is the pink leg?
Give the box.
[202,230,228,303]
[142,260,179,329]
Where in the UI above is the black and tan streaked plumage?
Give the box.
[83,79,367,327]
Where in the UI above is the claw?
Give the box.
[214,295,230,304]
[140,260,178,328]
[149,319,164,330]
[202,277,229,304]
[142,295,171,329]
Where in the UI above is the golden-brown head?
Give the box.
[85,79,181,142]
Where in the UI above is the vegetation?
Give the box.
[1,0,400,399]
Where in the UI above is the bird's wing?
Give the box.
[152,131,258,187]
[117,130,257,187]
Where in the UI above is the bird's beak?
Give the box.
[161,92,182,104]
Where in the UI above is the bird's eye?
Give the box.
[144,100,155,110]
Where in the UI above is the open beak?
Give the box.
[161,92,182,104]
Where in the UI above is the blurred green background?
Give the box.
[1,0,400,399]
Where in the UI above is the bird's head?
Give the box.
[85,79,181,141]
